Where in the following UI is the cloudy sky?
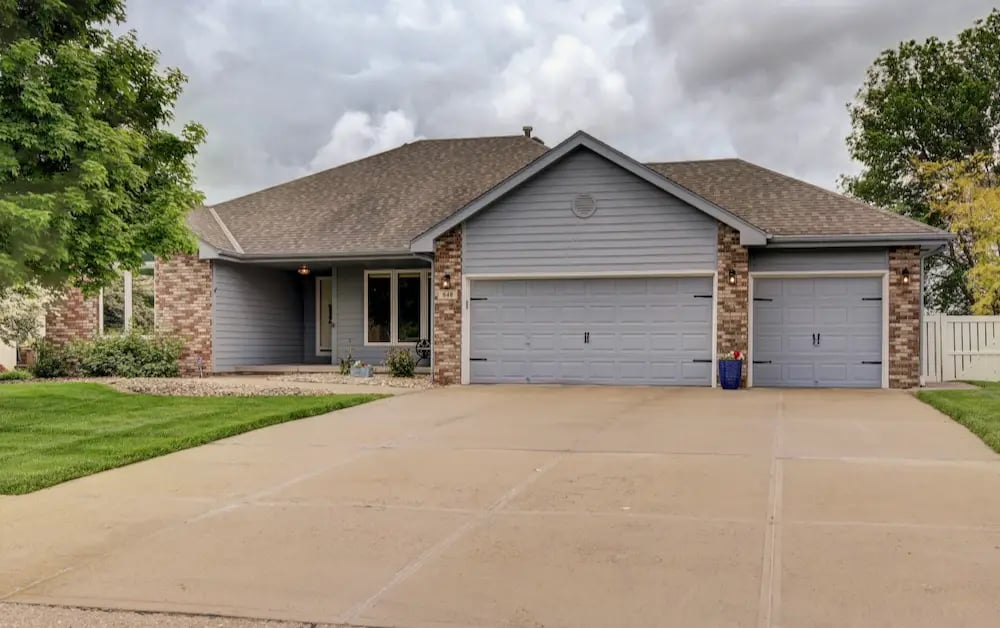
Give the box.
[122,0,997,204]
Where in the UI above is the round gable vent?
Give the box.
[572,193,597,219]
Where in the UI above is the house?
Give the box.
[146,129,950,388]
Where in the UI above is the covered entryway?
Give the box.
[751,276,884,388]
[468,276,713,385]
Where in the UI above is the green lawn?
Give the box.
[0,383,384,494]
[917,381,1000,453]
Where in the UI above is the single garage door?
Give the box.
[469,277,713,385]
[752,277,883,388]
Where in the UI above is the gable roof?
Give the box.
[190,135,548,257]
[645,159,945,240]
[410,131,768,252]
[188,130,950,259]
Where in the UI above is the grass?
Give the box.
[0,382,384,494]
[917,381,1000,453]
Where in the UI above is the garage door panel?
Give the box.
[470,277,712,385]
[785,306,814,325]
[752,277,882,388]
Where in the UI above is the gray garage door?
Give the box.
[469,277,713,385]
[752,277,883,388]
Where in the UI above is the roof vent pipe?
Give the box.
[522,125,533,138]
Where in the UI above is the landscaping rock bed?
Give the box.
[268,372,433,389]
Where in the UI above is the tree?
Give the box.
[0,0,205,292]
[918,156,1000,315]
[0,283,56,345]
[844,9,1000,313]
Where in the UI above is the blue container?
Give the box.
[718,359,743,390]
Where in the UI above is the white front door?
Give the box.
[318,276,337,358]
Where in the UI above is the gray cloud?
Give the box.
[122,0,998,203]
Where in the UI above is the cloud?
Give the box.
[121,0,999,203]
[309,110,420,170]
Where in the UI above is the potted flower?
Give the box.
[349,360,373,378]
[718,350,744,390]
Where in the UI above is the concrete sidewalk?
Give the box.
[2,386,999,627]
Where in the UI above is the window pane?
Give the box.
[367,275,390,343]
[397,273,422,343]
[102,273,126,333]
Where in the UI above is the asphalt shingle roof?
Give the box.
[188,136,945,256]
[192,135,548,255]
[644,158,942,237]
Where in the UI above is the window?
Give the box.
[98,258,155,335]
[364,269,430,345]
[367,273,391,343]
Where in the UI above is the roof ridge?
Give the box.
[211,141,417,208]
[207,206,244,253]
[211,135,545,209]
[645,157,741,165]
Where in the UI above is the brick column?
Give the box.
[888,246,921,389]
[432,226,462,385]
[716,224,749,386]
[155,253,213,376]
[45,288,99,346]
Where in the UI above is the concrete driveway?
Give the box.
[2,386,1000,627]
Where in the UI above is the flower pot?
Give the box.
[350,366,373,378]
[718,359,743,390]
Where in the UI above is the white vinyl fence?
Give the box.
[922,313,1000,383]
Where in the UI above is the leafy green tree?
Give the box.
[844,9,1000,313]
[0,0,205,292]
[918,156,1000,315]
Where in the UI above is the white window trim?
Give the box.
[363,269,431,347]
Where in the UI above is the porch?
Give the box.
[210,257,433,374]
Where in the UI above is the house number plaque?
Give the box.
[437,288,457,301]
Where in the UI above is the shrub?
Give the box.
[31,340,83,378]
[385,347,415,378]
[78,333,183,378]
[31,334,182,378]
[0,368,33,381]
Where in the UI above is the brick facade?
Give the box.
[44,288,99,346]
[155,253,213,376]
[716,224,749,386]
[888,246,921,389]
[432,226,463,385]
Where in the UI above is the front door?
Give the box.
[318,276,337,360]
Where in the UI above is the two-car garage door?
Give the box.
[469,277,713,385]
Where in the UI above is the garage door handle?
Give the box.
[692,359,712,363]
[861,360,882,365]
[752,360,772,364]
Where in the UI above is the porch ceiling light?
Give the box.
[442,273,452,289]
[297,264,311,276]
[727,268,737,285]
[901,267,910,284]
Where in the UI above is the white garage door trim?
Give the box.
[461,270,719,386]
[748,270,890,389]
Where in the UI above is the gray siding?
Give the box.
[464,148,718,274]
[213,262,305,371]
[750,249,888,273]
[302,263,430,366]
